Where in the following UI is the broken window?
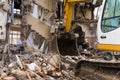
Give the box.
[9,30,20,44]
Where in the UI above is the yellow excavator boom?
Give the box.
[64,0,92,32]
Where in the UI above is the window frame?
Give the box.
[9,30,21,44]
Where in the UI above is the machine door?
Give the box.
[97,0,120,51]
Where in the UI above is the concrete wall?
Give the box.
[33,0,56,11]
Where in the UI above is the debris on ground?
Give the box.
[0,44,81,80]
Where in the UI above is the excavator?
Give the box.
[1,0,120,80]
[59,0,120,80]
[75,0,120,80]
[58,0,99,56]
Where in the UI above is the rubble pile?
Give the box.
[0,45,81,80]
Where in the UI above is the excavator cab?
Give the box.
[97,0,120,51]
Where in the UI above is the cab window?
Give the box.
[102,0,120,33]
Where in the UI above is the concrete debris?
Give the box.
[16,55,23,69]
[0,44,81,80]
[2,76,16,80]
[26,63,39,71]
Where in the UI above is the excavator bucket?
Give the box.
[57,36,78,56]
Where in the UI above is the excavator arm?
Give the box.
[64,0,92,32]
